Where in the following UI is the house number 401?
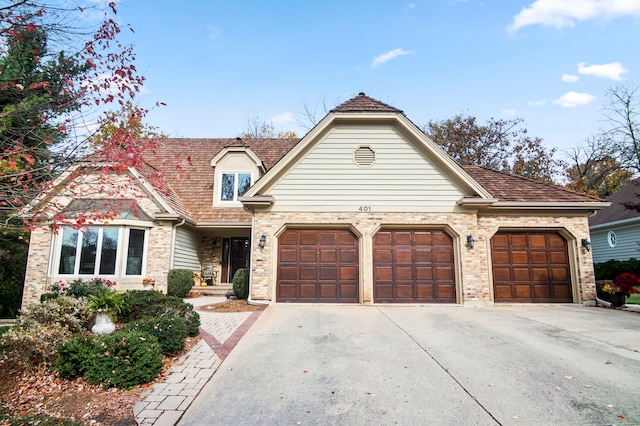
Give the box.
[359,206,372,212]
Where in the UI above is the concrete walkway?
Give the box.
[133,296,263,426]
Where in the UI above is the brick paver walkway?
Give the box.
[133,297,263,426]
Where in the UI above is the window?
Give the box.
[220,172,252,202]
[608,231,617,248]
[56,226,147,277]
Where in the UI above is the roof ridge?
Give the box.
[331,92,404,114]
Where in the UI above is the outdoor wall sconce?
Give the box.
[581,238,591,251]
[211,239,218,258]
[466,235,475,249]
[259,234,266,249]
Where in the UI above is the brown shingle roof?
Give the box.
[144,138,299,223]
[331,92,404,114]
[462,166,602,203]
[589,178,640,226]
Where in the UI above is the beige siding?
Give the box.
[268,124,468,212]
[173,227,201,271]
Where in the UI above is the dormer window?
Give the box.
[220,172,253,202]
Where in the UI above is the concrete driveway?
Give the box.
[179,305,640,425]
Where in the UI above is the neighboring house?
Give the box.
[23,93,608,307]
[589,178,640,264]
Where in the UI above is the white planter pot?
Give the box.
[92,310,116,335]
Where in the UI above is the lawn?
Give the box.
[626,292,640,305]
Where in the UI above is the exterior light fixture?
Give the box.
[466,235,475,249]
[581,238,591,251]
[259,234,266,249]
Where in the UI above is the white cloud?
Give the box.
[371,48,411,68]
[502,109,517,116]
[562,73,579,82]
[529,99,547,107]
[553,91,595,108]
[270,112,295,125]
[509,0,640,31]
[577,62,628,80]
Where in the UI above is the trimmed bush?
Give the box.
[125,314,187,354]
[167,269,194,297]
[119,291,201,337]
[119,290,169,322]
[233,268,249,300]
[594,258,640,280]
[55,330,163,389]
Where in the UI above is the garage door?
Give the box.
[373,230,456,303]
[277,229,359,303]
[491,231,572,303]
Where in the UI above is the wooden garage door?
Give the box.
[277,229,359,303]
[373,230,456,303]
[491,231,572,303]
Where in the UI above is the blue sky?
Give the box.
[115,1,640,160]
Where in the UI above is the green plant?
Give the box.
[65,278,117,299]
[86,288,125,318]
[125,314,187,354]
[120,291,200,337]
[167,269,194,297]
[233,268,250,300]
[594,258,640,280]
[0,296,92,369]
[55,330,164,389]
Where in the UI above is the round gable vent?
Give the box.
[353,145,375,167]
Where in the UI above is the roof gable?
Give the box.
[331,92,404,114]
[589,178,640,227]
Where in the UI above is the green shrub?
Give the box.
[0,296,93,369]
[86,287,125,319]
[167,269,194,297]
[233,268,250,300]
[125,315,187,354]
[119,290,169,322]
[594,258,640,280]
[55,330,163,389]
[120,291,200,335]
[65,278,117,299]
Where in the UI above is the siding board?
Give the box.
[591,221,640,263]
[173,227,201,271]
[269,124,467,211]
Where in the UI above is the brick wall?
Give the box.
[249,210,596,305]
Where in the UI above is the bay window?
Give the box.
[55,226,148,277]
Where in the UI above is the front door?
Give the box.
[221,237,250,283]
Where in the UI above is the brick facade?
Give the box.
[248,210,596,305]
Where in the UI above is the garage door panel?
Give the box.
[512,252,529,264]
[534,285,551,298]
[395,266,413,280]
[319,249,337,263]
[300,248,317,263]
[492,231,572,303]
[395,249,412,263]
[374,229,456,303]
[277,229,359,303]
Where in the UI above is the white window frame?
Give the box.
[216,170,253,205]
[607,231,617,248]
[123,227,149,277]
[51,226,148,278]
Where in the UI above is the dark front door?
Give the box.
[221,237,250,283]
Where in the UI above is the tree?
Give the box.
[424,115,562,183]
[604,84,640,173]
[0,1,162,232]
[564,135,632,198]
[241,114,296,139]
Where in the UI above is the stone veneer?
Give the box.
[248,210,596,305]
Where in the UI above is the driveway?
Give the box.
[179,305,640,425]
